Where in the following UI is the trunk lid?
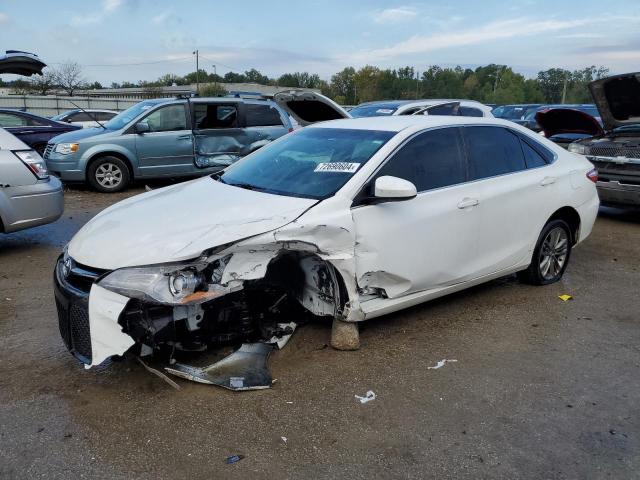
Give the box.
[0,50,46,76]
[589,72,640,131]
[273,91,351,126]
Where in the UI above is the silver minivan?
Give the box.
[0,128,63,232]
[45,97,293,192]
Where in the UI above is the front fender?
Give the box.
[80,143,138,172]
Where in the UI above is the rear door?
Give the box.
[461,126,558,275]
[191,101,248,169]
[133,103,194,177]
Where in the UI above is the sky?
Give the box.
[0,0,638,85]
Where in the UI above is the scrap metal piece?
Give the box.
[137,357,181,390]
[164,343,274,390]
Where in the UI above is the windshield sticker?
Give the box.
[140,105,152,110]
[314,162,361,173]
[376,109,394,114]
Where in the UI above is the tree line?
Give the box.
[0,62,610,105]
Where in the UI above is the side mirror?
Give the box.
[373,176,417,202]
[135,122,150,134]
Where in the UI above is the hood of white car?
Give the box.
[68,177,317,270]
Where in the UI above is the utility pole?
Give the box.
[561,72,568,104]
[493,65,501,101]
[212,64,217,94]
[193,49,199,95]
[416,69,420,99]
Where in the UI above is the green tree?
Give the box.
[200,83,227,97]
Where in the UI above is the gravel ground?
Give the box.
[1,182,639,479]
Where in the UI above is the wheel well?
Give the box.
[259,251,348,317]
[548,207,581,244]
[86,152,134,181]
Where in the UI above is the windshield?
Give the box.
[349,104,400,118]
[219,128,395,199]
[104,100,163,130]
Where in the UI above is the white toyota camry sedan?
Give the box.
[54,115,599,376]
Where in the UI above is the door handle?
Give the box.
[457,197,479,209]
[177,134,192,140]
[540,176,557,186]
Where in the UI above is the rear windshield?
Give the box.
[219,128,395,199]
[349,104,400,118]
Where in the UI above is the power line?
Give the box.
[48,56,193,67]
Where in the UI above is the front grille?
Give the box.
[588,146,640,159]
[56,297,71,350]
[43,143,54,159]
[70,304,92,359]
[56,296,92,362]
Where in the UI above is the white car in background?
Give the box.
[54,113,598,382]
[51,109,118,128]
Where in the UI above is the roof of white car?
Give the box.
[310,115,519,133]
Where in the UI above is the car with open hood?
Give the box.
[53,113,599,389]
[43,97,293,192]
[540,73,640,207]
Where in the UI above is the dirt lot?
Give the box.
[1,182,639,479]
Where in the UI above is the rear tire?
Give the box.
[517,219,572,285]
[87,156,130,193]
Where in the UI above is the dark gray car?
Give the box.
[44,97,293,192]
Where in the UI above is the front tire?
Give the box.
[518,219,572,285]
[87,156,130,193]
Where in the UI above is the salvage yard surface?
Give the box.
[1,183,639,479]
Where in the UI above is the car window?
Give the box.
[459,106,484,117]
[0,112,28,127]
[425,104,459,116]
[246,104,283,127]
[98,112,117,121]
[193,104,238,129]
[375,127,466,192]
[465,126,526,180]
[520,139,548,168]
[349,104,399,117]
[220,128,395,199]
[142,104,187,132]
[69,112,93,122]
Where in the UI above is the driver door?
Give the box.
[351,127,481,298]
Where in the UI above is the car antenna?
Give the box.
[66,100,106,130]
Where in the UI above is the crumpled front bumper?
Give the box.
[54,255,133,366]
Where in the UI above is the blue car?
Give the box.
[0,109,81,156]
[44,97,293,192]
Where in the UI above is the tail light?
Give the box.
[288,127,294,133]
[586,168,598,183]
[13,150,49,180]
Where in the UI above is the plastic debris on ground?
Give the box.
[427,359,458,370]
[165,343,273,390]
[225,455,245,464]
[558,294,573,302]
[355,390,376,403]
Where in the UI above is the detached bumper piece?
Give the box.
[165,343,274,390]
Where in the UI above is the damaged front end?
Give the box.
[54,244,347,389]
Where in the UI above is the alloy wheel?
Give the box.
[538,226,569,281]
[95,162,123,189]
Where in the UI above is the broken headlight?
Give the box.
[99,261,209,304]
